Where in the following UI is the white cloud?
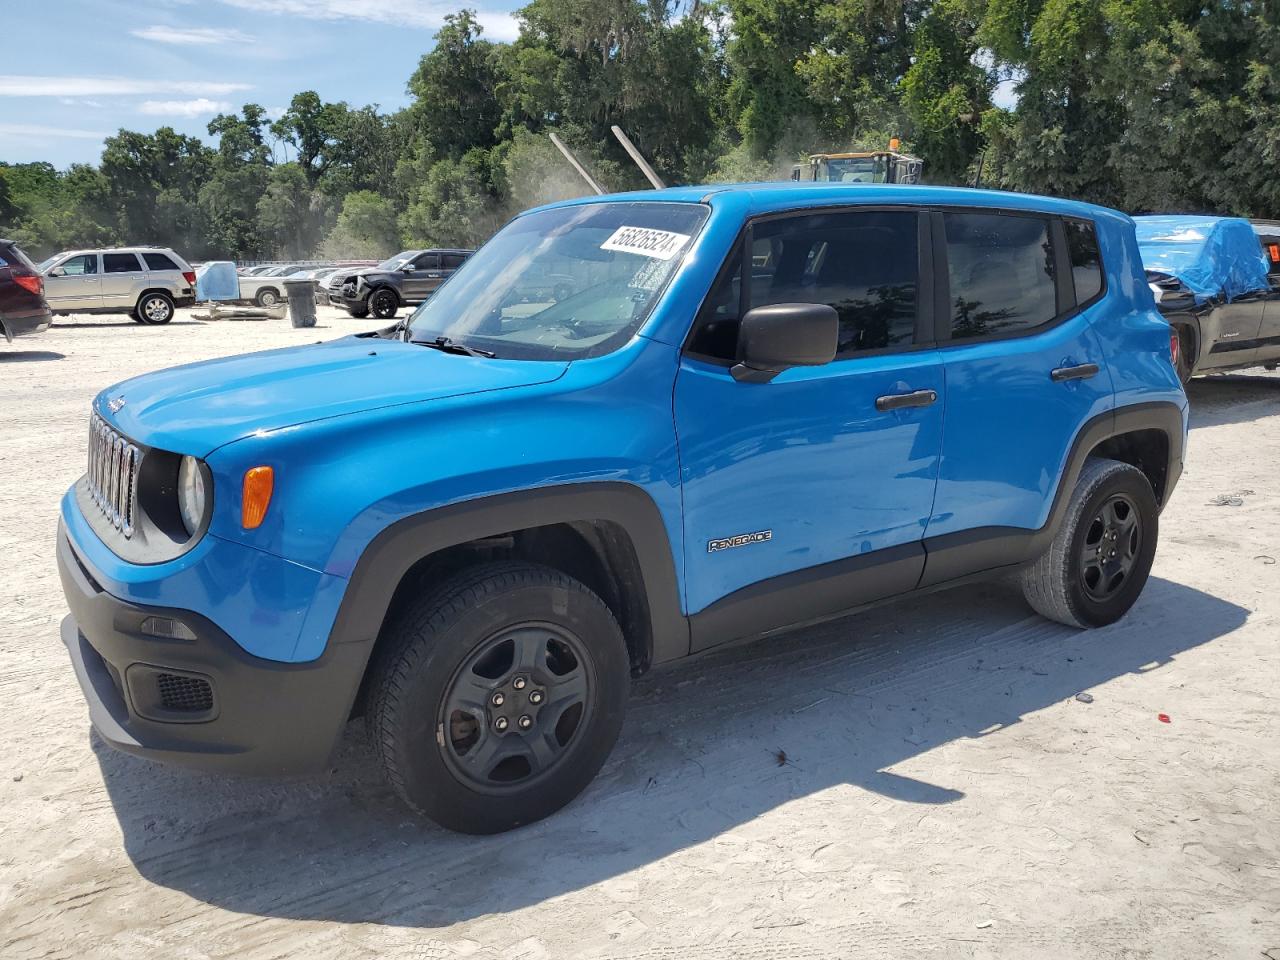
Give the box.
[139,98,234,117]
[131,25,255,45]
[992,79,1021,111]
[0,123,108,140]
[0,75,251,98]
[216,0,519,38]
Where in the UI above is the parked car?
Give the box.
[1136,215,1280,382]
[327,248,472,319]
[57,184,1186,834]
[0,238,52,342]
[39,247,196,324]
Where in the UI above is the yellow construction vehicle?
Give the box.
[790,139,924,184]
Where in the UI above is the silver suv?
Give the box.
[38,247,196,325]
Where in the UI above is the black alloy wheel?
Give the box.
[1079,493,1142,603]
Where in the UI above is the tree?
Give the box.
[201,105,273,258]
[320,190,401,259]
[400,150,503,248]
[256,163,332,258]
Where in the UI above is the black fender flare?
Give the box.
[326,481,689,665]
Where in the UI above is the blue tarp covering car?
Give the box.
[194,260,241,301]
[1133,215,1270,304]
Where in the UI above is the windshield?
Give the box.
[824,156,887,183]
[405,202,708,360]
[376,250,420,271]
[37,255,62,273]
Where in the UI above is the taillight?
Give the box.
[1169,329,1180,368]
[182,270,197,286]
[1268,243,1279,264]
[12,273,42,296]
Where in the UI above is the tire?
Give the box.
[129,309,144,324]
[553,282,573,302]
[136,292,174,325]
[1173,323,1196,385]
[255,287,280,308]
[369,288,399,320]
[369,561,629,834]
[1020,458,1159,628]
[347,304,370,319]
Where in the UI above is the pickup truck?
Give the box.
[57,184,1186,834]
[1137,215,1280,381]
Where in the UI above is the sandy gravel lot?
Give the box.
[1,309,1278,959]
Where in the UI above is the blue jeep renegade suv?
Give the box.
[57,183,1188,833]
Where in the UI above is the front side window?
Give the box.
[58,254,97,276]
[1064,218,1103,305]
[103,253,142,273]
[944,213,1056,340]
[689,209,919,361]
[405,202,709,360]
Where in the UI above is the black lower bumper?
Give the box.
[1,306,52,340]
[57,530,371,776]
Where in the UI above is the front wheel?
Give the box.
[136,292,174,325]
[369,562,629,834]
[369,288,399,320]
[1020,458,1159,628]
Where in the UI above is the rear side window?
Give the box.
[1064,219,1103,304]
[103,253,142,273]
[142,252,180,271]
[944,213,1056,340]
[442,253,467,269]
[690,210,919,361]
[413,253,440,270]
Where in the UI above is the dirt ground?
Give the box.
[1,308,1278,960]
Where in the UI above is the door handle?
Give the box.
[1050,363,1100,382]
[875,388,938,412]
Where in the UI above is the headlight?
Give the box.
[177,455,207,536]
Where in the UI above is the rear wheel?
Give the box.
[1173,323,1196,385]
[136,292,174,325]
[369,288,399,320]
[255,287,281,308]
[369,562,629,834]
[1020,458,1159,628]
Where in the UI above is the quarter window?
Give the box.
[103,253,142,273]
[944,213,1056,340]
[1064,219,1103,305]
[690,210,919,361]
[142,252,180,271]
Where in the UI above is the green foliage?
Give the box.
[2,0,1278,261]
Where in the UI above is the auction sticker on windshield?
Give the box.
[601,226,692,261]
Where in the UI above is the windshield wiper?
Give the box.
[409,335,496,358]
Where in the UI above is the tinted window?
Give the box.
[944,213,1055,339]
[1064,219,1103,304]
[59,254,97,276]
[412,253,440,270]
[103,253,142,273]
[690,210,919,360]
[442,253,467,270]
[142,252,180,271]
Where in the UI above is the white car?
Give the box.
[39,246,196,324]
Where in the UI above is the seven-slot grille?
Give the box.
[86,412,141,537]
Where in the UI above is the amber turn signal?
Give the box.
[242,466,274,529]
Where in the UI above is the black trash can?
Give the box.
[284,279,317,328]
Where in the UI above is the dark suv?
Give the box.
[0,239,52,342]
[327,249,472,319]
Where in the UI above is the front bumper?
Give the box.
[57,529,370,775]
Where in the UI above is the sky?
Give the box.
[0,0,522,168]
[3,1,1019,170]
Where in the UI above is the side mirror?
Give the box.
[47,267,64,277]
[732,302,839,383]
[402,264,416,273]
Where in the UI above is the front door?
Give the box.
[675,209,944,648]
[404,252,442,301]
[99,251,145,309]
[43,254,102,311]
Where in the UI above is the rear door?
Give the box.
[1252,230,1280,363]
[99,252,146,308]
[676,207,945,644]
[921,211,1114,584]
[44,254,102,311]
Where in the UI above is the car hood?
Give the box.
[97,335,569,457]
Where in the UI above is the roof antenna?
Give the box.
[549,132,605,195]
[611,125,666,190]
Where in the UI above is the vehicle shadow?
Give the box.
[94,576,1246,927]
[0,350,65,362]
[1188,372,1280,428]
[52,320,205,329]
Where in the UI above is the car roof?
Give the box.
[528,182,1130,224]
